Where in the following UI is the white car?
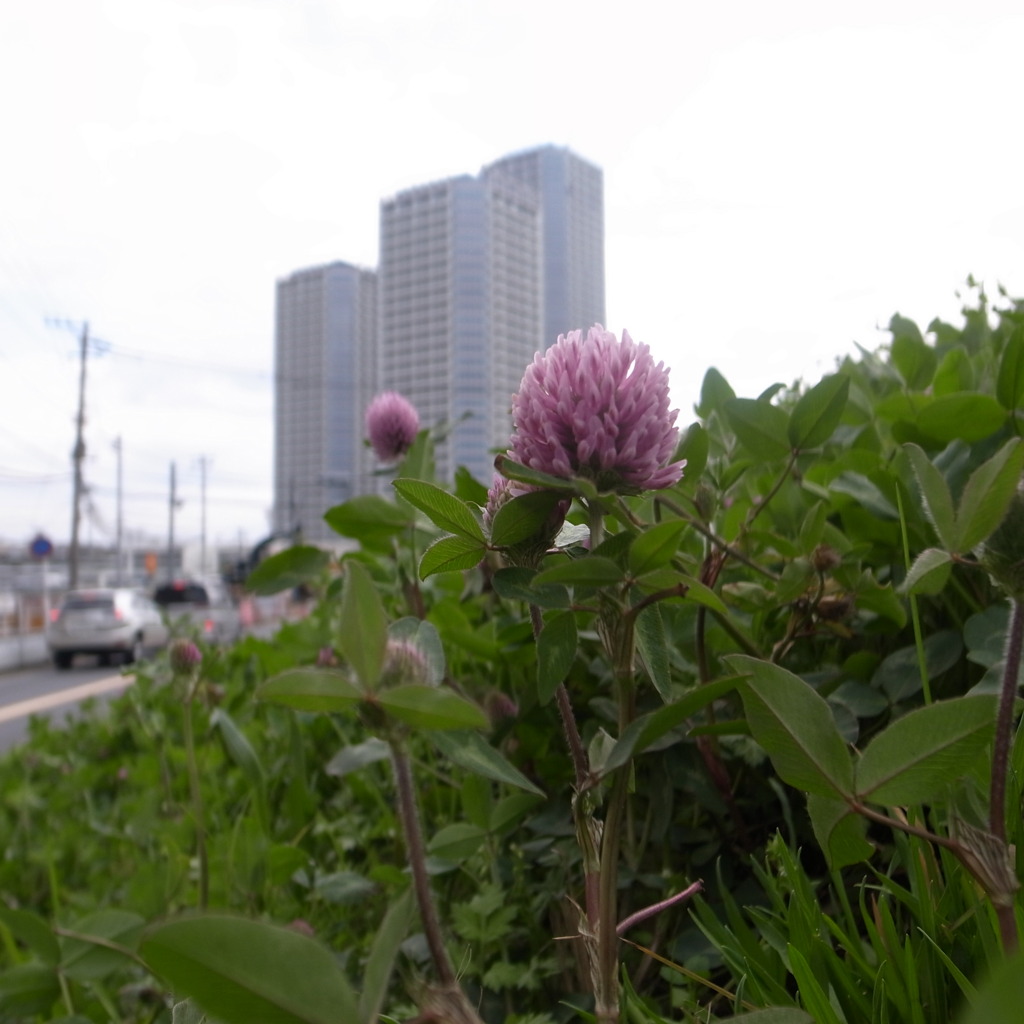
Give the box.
[47,588,170,669]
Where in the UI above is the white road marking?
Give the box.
[0,674,133,724]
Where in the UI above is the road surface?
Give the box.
[0,658,133,752]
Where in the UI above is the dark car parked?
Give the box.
[153,579,241,644]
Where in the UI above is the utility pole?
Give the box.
[69,321,89,590]
[48,317,107,589]
[167,462,179,580]
[198,455,209,577]
[113,437,123,585]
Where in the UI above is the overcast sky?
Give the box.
[1,0,1021,555]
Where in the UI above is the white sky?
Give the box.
[1,0,1022,554]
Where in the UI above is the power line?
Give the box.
[0,469,70,482]
[90,343,395,388]
[87,483,269,508]
[0,219,63,325]
[105,341,271,379]
[0,238,64,352]
[0,421,68,469]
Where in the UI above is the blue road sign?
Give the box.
[29,534,53,559]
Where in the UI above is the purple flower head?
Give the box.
[365,391,420,462]
[509,325,684,493]
[169,638,202,675]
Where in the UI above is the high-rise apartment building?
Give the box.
[273,261,376,543]
[378,144,605,484]
[378,173,544,483]
[485,145,605,353]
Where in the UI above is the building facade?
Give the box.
[378,173,544,483]
[378,144,605,485]
[485,145,606,353]
[273,262,376,543]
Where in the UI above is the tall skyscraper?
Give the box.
[273,261,376,543]
[378,173,544,483]
[378,145,605,484]
[485,145,605,353]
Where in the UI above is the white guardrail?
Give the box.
[0,632,49,672]
[0,591,50,672]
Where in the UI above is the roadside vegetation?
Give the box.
[1,284,1024,1023]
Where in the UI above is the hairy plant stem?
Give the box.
[530,604,590,791]
[693,562,750,841]
[587,497,606,550]
[615,880,704,937]
[746,450,800,529]
[529,603,597,925]
[847,800,960,853]
[389,738,458,988]
[596,767,629,1024]
[896,483,932,704]
[563,681,601,934]
[682,455,802,844]
[988,598,1024,952]
[990,599,1023,845]
[403,523,427,619]
[849,795,1020,951]
[181,680,208,910]
[653,496,780,581]
[593,609,639,1024]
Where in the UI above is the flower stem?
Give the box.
[847,799,959,853]
[588,498,605,549]
[616,880,704,936]
[989,598,1023,952]
[849,797,1019,951]
[990,599,1023,846]
[653,496,780,581]
[530,604,590,793]
[744,450,799,530]
[389,739,457,987]
[593,615,640,1024]
[529,603,597,929]
[596,768,628,1024]
[896,483,932,703]
[181,684,208,910]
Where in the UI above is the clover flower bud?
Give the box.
[365,391,420,462]
[816,594,853,621]
[693,482,717,521]
[811,544,842,574]
[316,646,338,667]
[485,467,571,567]
[168,638,202,675]
[509,325,685,493]
[484,472,514,529]
[484,690,519,724]
[379,638,430,689]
